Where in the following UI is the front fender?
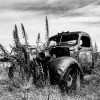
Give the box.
[47,57,83,82]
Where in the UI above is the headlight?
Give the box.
[57,69,63,75]
[38,52,45,60]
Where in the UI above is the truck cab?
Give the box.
[48,31,93,74]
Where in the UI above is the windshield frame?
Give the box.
[49,33,79,46]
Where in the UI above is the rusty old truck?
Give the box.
[36,31,95,92]
[0,30,95,93]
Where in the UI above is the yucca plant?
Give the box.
[1,23,45,89]
[13,24,21,47]
[10,24,30,86]
[21,23,29,46]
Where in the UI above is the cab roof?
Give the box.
[49,31,90,41]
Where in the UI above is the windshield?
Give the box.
[61,34,79,46]
[49,33,79,46]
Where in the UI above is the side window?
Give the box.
[80,36,90,47]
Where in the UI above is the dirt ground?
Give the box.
[0,62,100,100]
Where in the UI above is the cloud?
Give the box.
[0,0,100,31]
[66,3,100,16]
[0,0,45,11]
[0,0,96,14]
[12,0,95,14]
[1,0,100,27]
[1,0,100,25]
[65,3,100,26]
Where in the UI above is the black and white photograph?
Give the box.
[0,0,100,100]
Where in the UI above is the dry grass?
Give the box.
[0,62,100,100]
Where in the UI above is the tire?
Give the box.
[60,67,82,95]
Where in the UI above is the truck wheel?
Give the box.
[62,68,81,95]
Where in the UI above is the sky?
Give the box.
[0,0,100,51]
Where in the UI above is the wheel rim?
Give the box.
[65,68,81,90]
[59,67,82,95]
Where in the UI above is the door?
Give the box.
[78,35,93,72]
